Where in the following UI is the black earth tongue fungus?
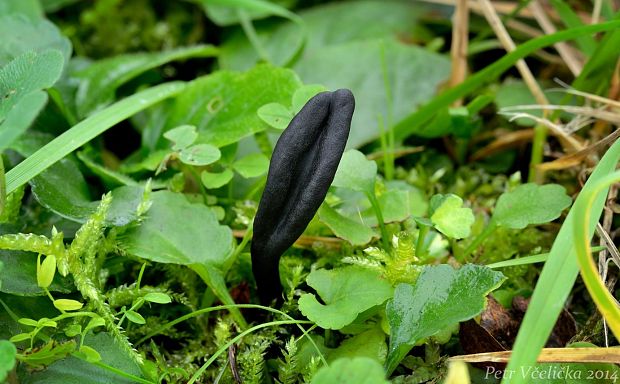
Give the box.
[251,89,355,305]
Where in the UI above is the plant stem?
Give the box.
[415,225,430,259]
[237,9,271,63]
[461,220,497,261]
[367,192,390,250]
[528,123,548,183]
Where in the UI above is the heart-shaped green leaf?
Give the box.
[299,266,393,330]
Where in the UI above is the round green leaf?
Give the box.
[292,84,328,113]
[311,357,389,384]
[201,169,234,189]
[78,345,102,363]
[429,194,474,239]
[318,204,376,246]
[0,340,16,382]
[493,183,573,229]
[332,150,377,194]
[257,102,293,130]
[163,125,198,151]
[232,153,270,178]
[64,324,81,337]
[178,144,221,166]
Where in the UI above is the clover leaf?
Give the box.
[429,194,474,239]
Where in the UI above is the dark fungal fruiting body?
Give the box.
[252,89,355,304]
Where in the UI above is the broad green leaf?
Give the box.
[5,81,186,195]
[30,159,149,226]
[0,339,16,382]
[493,183,572,229]
[143,292,172,304]
[332,150,377,194]
[0,0,43,20]
[178,144,221,166]
[119,191,233,269]
[0,92,47,151]
[318,204,376,246]
[19,333,142,384]
[429,194,474,239]
[257,102,293,130]
[200,0,296,26]
[0,50,64,150]
[328,328,387,364]
[0,250,73,296]
[295,39,450,147]
[53,299,83,311]
[361,189,412,226]
[74,45,217,117]
[385,264,505,374]
[117,191,245,326]
[494,79,566,126]
[125,310,145,325]
[201,169,234,189]
[155,64,301,148]
[0,15,71,66]
[164,125,198,151]
[311,357,389,384]
[64,324,81,337]
[298,266,393,330]
[232,153,269,178]
[220,1,430,70]
[292,84,328,113]
[76,150,138,188]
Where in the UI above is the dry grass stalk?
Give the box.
[529,0,583,76]
[449,347,620,364]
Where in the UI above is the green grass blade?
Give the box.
[502,139,620,384]
[573,171,620,340]
[392,19,620,141]
[486,246,605,269]
[5,81,186,195]
[548,0,596,56]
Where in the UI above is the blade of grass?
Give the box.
[5,81,186,195]
[573,171,620,340]
[392,19,620,141]
[502,138,620,384]
[486,246,605,269]
[548,0,596,56]
[188,319,313,384]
